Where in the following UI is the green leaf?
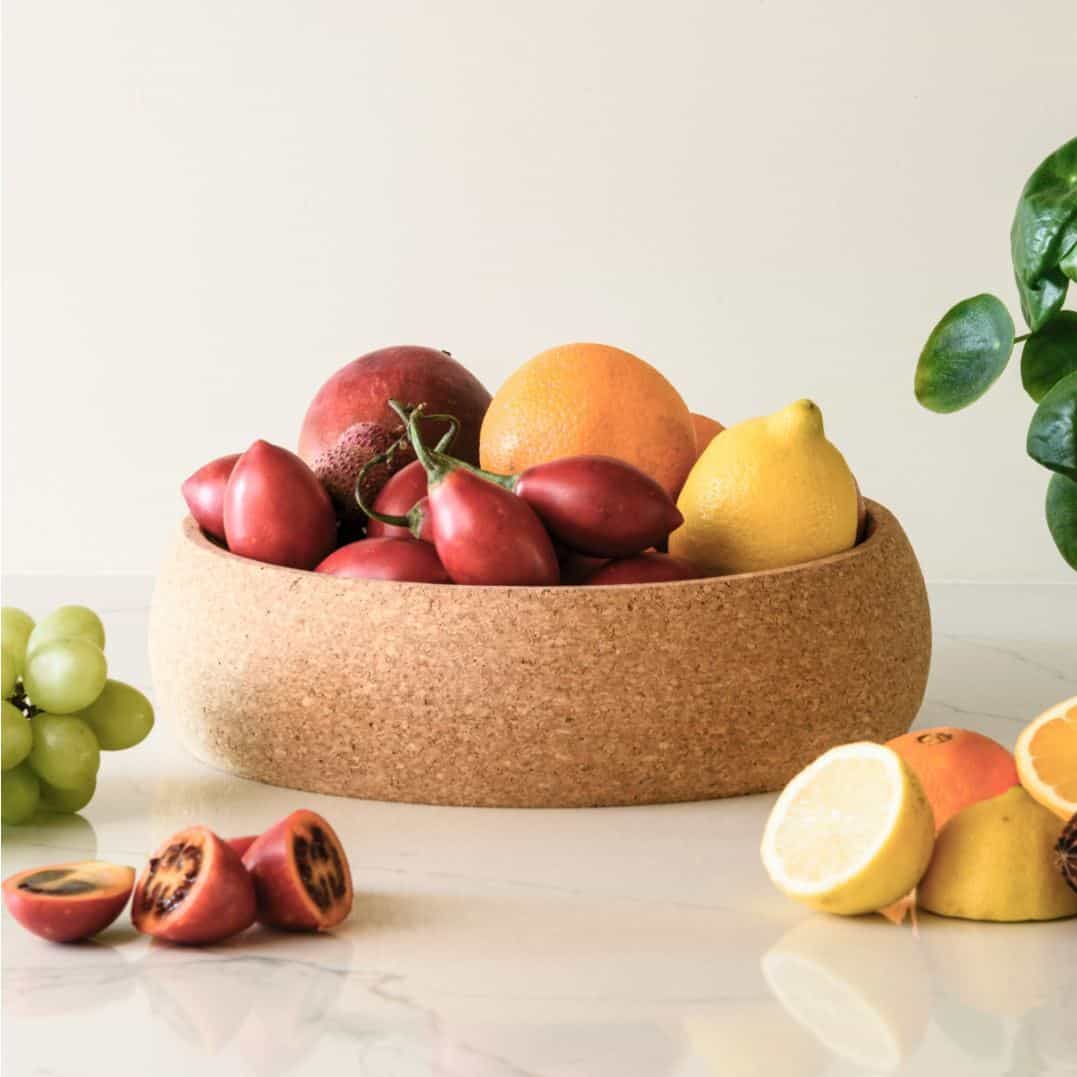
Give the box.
[1021,310,1077,401]
[1061,234,1077,283]
[915,294,1015,413]
[1017,266,1069,331]
[1045,472,1077,571]
[1027,369,1077,479]
[1011,136,1077,330]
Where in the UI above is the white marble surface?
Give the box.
[2,577,1075,1077]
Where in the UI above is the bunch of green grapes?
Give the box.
[2,605,154,824]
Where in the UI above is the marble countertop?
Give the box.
[2,577,1075,1077]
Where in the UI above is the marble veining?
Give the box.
[2,577,1075,1077]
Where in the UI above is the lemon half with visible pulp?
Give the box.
[761,742,935,916]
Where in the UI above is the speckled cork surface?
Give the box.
[148,501,931,807]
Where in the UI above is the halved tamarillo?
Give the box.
[227,835,258,858]
[383,401,559,586]
[242,810,353,932]
[3,861,135,942]
[315,537,450,583]
[583,552,701,585]
[133,826,256,945]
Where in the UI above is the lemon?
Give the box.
[670,399,858,575]
[918,785,1077,922]
[761,742,935,916]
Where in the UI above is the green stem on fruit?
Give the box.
[354,440,410,527]
[1014,332,1032,343]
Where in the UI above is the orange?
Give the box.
[691,413,724,458]
[479,343,697,497]
[886,726,1018,830]
[1015,696,1077,820]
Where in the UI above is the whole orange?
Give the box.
[479,343,697,497]
[691,413,725,458]
[886,726,1019,830]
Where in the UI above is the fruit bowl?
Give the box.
[148,500,930,808]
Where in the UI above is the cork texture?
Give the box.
[148,500,931,807]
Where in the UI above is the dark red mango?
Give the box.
[224,440,337,570]
[365,460,433,542]
[315,537,450,583]
[182,454,240,541]
[584,552,701,585]
[511,455,683,557]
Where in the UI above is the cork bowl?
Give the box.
[149,500,930,808]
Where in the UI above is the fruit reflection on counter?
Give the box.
[761,696,1077,922]
[2,605,154,825]
[181,341,867,586]
[2,809,353,946]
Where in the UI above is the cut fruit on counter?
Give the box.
[760,742,935,916]
[886,726,1019,830]
[918,786,1077,922]
[1015,695,1077,820]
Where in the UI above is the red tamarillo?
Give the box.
[316,537,450,583]
[365,461,432,541]
[390,401,559,586]
[182,453,240,541]
[584,552,701,585]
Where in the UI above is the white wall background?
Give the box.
[3,0,1075,580]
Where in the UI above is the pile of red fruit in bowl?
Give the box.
[182,345,699,587]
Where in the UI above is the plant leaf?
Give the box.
[1017,267,1069,332]
[915,294,1015,413]
[1011,137,1077,329]
[1061,235,1077,283]
[1046,473,1077,571]
[1027,370,1077,480]
[1021,310,1077,401]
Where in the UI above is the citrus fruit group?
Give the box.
[886,726,1019,829]
[478,343,697,497]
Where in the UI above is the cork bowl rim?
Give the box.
[179,498,887,591]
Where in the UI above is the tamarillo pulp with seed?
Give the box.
[3,861,135,942]
[507,455,684,557]
[393,402,559,586]
[181,453,240,541]
[242,810,353,931]
[583,552,701,585]
[315,537,451,583]
[1058,813,1077,895]
[365,460,432,541]
[132,826,256,945]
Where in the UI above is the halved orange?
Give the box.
[1015,696,1077,821]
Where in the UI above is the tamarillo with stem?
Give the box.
[385,400,559,586]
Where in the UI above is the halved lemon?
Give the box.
[761,742,935,916]
[1015,695,1077,820]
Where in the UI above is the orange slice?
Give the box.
[1015,696,1077,821]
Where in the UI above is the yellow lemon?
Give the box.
[918,786,1077,922]
[760,742,935,916]
[670,399,858,575]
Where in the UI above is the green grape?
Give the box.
[27,713,100,790]
[2,761,40,824]
[24,639,107,714]
[2,644,16,697]
[2,700,33,770]
[1,606,35,675]
[27,605,105,656]
[77,679,154,751]
[39,774,96,814]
